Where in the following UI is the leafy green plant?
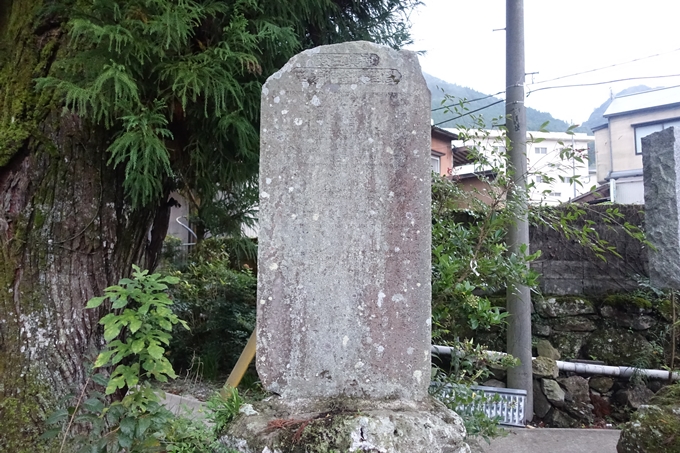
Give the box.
[166,238,257,377]
[87,266,188,395]
[430,340,519,441]
[44,265,189,452]
[431,170,540,343]
[209,387,244,436]
[163,414,238,453]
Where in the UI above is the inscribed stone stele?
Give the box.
[256,41,431,401]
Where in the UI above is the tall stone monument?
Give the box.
[642,127,680,289]
[224,41,468,453]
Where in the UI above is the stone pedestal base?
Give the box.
[221,396,470,453]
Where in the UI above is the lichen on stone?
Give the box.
[601,294,652,310]
[617,383,680,453]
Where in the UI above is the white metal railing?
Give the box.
[469,385,526,427]
[433,383,527,427]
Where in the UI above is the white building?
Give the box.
[593,86,680,204]
[448,129,595,205]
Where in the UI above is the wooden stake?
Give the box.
[222,330,257,396]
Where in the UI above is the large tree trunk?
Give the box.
[0,2,169,450]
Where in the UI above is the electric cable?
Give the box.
[433,99,505,127]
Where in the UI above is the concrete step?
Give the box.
[470,428,621,453]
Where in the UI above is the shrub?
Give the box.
[166,238,257,379]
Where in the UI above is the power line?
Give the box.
[530,47,680,85]
[527,74,680,96]
[431,90,506,112]
[433,99,505,127]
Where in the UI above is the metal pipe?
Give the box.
[176,216,197,246]
[556,360,680,381]
[431,346,680,381]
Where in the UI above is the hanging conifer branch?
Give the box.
[35,0,419,225]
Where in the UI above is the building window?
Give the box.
[535,175,544,184]
[535,147,547,155]
[431,155,441,174]
[635,119,680,154]
[549,191,562,197]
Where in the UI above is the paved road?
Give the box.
[469,428,621,453]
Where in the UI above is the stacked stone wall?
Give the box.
[529,204,647,296]
[478,296,676,427]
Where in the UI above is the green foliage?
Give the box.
[602,293,653,310]
[166,238,257,378]
[208,387,244,436]
[429,111,536,439]
[45,265,189,452]
[162,416,217,453]
[431,170,539,341]
[86,265,187,393]
[36,0,290,210]
[429,105,625,436]
[430,341,519,441]
[35,0,419,237]
[163,415,238,453]
[44,265,247,452]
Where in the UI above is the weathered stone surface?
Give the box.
[532,357,559,379]
[563,402,594,425]
[542,278,586,296]
[617,384,680,453]
[540,260,584,280]
[599,305,657,331]
[257,41,431,400]
[550,316,596,332]
[536,339,561,360]
[534,297,595,318]
[533,379,552,418]
[221,397,471,453]
[647,380,664,394]
[489,366,507,381]
[545,408,578,428]
[246,41,467,452]
[613,385,655,410]
[532,323,551,337]
[551,331,589,359]
[590,392,612,418]
[557,376,590,406]
[551,376,595,424]
[629,315,657,331]
[589,376,614,394]
[482,379,506,389]
[642,127,680,290]
[542,378,566,406]
[584,329,653,366]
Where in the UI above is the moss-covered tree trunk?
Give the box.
[0,1,168,450]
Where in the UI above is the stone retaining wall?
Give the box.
[477,295,676,426]
[530,297,673,426]
[531,296,669,366]
[530,204,647,296]
[484,352,668,428]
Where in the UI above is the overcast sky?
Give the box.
[406,0,680,126]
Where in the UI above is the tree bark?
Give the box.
[0,2,167,449]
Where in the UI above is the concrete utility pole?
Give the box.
[505,0,533,422]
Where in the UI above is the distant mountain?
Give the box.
[424,73,586,133]
[581,85,658,133]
